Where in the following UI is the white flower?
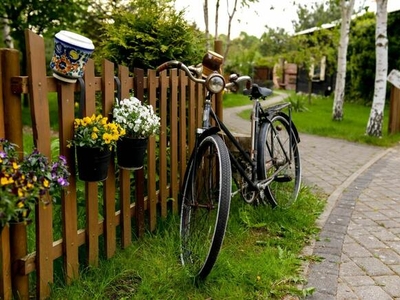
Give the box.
[113,96,161,138]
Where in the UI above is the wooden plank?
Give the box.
[147,70,158,231]
[389,86,400,134]
[133,68,146,238]
[159,71,168,217]
[0,227,11,300]
[118,65,132,248]
[101,59,116,259]
[82,59,100,267]
[0,49,4,138]
[0,49,15,300]
[169,69,179,212]
[178,71,187,184]
[24,29,53,299]
[188,80,196,154]
[57,82,79,283]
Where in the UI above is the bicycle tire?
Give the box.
[180,134,231,280]
[257,113,301,208]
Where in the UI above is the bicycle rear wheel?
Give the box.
[257,113,301,208]
[180,134,231,280]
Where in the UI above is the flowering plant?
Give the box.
[68,114,126,151]
[0,139,70,226]
[113,97,160,139]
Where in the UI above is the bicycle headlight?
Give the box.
[205,73,225,94]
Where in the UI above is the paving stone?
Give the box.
[353,285,393,300]
[374,275,400,298]
[336,282,358,300]
[339,260,365,277]
[352,257,395,276]
[342,242,373,258]
[372,248,400,265]
[342,275,375,286]
[350,235,387,249]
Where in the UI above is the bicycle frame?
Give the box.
[199,91,296,195]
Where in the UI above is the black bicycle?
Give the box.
[157,55,301,280]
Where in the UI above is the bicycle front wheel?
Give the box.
[180,134,231,280]
[257,113,301,208]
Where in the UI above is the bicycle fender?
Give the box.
[277,112,300,143]
[198,127,220,142]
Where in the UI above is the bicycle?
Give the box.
[156,54,301,281]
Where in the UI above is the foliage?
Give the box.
[99,0,206,70]
[292,0,341,33]
[347,10,400,104]
[68,114,125,151]
[0,139,70,226]
[113,97,160,139]
[287,94,310,112]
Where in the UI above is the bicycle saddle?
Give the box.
[243,84,272,99]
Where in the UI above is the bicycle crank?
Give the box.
[273,174,292,182]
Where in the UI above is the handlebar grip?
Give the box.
[156,60,182,73]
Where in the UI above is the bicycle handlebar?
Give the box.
[156,60,252,93]
[156,60,205,84]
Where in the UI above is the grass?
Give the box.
[236,92,400,147]
[50,186,325,299]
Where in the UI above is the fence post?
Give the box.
[1,48,29,300]
[387,69,400,134]
[25,29,53,299]
[0,48,12,300]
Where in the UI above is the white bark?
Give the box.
[366,0,388,137]
[203,0,210,49]
[332,0,356,121]
[1,15,14,48]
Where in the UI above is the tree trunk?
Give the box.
[214,0,220,39]
[1,15,14,48]
[203,0,210,49]
[332,0,355,121]
[223,0,238,60]
[366,0,388,137]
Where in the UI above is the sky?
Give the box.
[174,0,400,39]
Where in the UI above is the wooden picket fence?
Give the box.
[0,30,222,299]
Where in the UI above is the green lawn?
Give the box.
[236,92,400,147]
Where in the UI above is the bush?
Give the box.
[99,0,206,70]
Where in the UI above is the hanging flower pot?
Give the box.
[116,137,148,170]
[76,146,111,182]
[68,114,125,181]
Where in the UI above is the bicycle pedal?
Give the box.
[274,175,292,182]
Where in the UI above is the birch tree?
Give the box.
[332,0,356,121]
[204,0,210,49]
[366,0,388,137]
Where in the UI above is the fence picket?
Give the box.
[25,29,54,299]
[169,69,179,212]
[159,71,168,217]
[101,59,117,259]
[83,59,100,267]
[57,82,79,282]
[133,68,146,238]
[118,65,132,248]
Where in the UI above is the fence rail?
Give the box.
[0,30,220,299]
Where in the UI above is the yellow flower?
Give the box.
[91,132,98,140]
[12,162,20,170]
[1,177,13,185]
[17,201,24,208]
[43,179,50,188]
[103,133,112,144]
[92,126,99,132]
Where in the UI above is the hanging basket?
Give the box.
[76,146,111,182]
[116,137,148,170]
